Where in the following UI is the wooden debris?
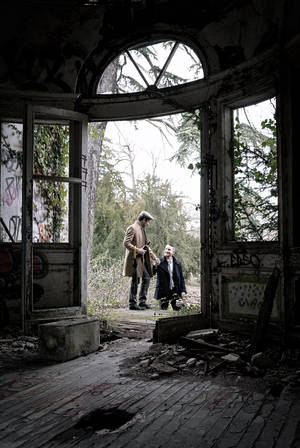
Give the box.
[251,265,280,353]
[179,336,231,353]
[151,361,178,374]
[207,360,226,373]
[185,329,219,342]
[221,354,240,362]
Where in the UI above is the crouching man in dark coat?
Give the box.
[154,244,187,310]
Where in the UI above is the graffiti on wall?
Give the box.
[216,250,261,269]
[8,215,22,241]
[222,275,279,319]
[0,123,23,243]
[2,174,22,207]
[230,251,261,268]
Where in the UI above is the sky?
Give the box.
[104,98,275,228]
[105,115,200,226]
[100,40,201,228]
[234,97,276,131]
[102,45,274,233]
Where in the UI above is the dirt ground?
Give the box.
[107,282,201,324]
[183,283,201,305]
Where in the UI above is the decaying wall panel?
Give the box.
[0,245,78,322]
[200,75,284,335]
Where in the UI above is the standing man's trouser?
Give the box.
[129,264,150,306]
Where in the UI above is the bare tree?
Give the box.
[86,60,118,263]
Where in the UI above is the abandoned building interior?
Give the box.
[1,0,300,446]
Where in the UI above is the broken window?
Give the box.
[0,122,23,243]
[98,40,204,94]
[233,98,278,241]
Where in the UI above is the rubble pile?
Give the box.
[1,324,300,395]
[123,328,300,391]
[0,326,39,373]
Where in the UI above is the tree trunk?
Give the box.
[86,60,118,264]
[86,122,107,264]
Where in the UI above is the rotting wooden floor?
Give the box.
[0,335,300,447]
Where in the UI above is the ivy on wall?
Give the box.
[33,124,69,242]
[0,124,22,168]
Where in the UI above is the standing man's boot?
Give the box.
[139,296,151,309]
[130,303,142,310]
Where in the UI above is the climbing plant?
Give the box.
[233,113,278,241]
[33,124,69,242]
[0,123,23,168]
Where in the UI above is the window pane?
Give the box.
[34,124,69,177]
[106,53,146,94]
[33,180,69,243]
[158,43,204,88]
[233,98,278,241]
[98,40,204,95]
[0,122,23,242]
[129,41,176,86]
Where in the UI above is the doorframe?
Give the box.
[21,104,88,332]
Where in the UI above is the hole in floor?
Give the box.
[75,407,135,431]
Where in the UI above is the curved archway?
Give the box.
[75,29,217,97]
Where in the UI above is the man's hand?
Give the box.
[154,257,160,265]
[136,247,146,255]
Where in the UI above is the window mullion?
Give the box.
[126,51,149,88]
[154,42,179,87]
[32,174,82,184]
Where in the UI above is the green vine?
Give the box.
[34,124,69,242]
[0,124,22,168]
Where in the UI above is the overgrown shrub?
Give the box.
[88,255,157,319]
[88,256,128,312]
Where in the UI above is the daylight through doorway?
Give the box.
[88,112,201,320]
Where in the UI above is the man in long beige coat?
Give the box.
[123,211,160,310]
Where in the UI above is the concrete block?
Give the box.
[39,318,100,362]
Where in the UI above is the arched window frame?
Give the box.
[96,38,206,97]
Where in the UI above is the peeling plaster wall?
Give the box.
[0,6,105,92]
[201,0,281,68]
